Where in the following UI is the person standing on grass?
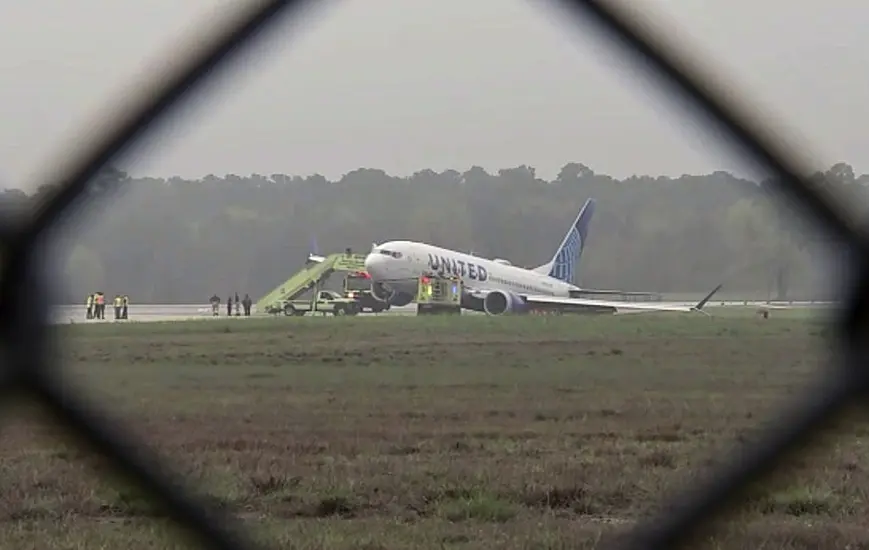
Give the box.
[210,294,220,316]
[242,294,252,316]
[85,293,94,320]
[227,294,233,317]
[113,294,122,320]
[122,295,129,319]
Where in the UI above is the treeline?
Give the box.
[2,162,862,304]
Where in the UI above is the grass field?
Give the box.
[3,310,866,549]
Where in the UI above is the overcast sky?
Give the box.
[0,0,866,189]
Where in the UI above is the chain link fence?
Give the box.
[3,0,864,548]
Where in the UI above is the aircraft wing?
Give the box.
[569,289,662,299]
[467,284,723,315]
[521,295,711,314]
[756,302,837,310]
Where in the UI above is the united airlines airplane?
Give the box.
[350,199,723,315]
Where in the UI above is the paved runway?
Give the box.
[49,300,834,325]
[50,304,418,324]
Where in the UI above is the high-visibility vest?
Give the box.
[86,295,93,306]
[114,296,122,307]
[122,296,129,306]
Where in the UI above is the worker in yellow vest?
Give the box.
[113,295,122,320]
[85,294,94,320]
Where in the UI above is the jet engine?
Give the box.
[370,281,392,302]
[482,290,528,315]
[371,281,414,307]
[389,292,414,307]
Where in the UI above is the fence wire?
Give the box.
[2,0,864,548]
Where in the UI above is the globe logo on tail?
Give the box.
[551,227,581,284]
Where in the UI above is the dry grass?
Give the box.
[1,312,865,549]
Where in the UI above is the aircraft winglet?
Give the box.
[691,283,724,315]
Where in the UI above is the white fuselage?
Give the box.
[363,240,577,298]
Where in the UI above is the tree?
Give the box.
[64,244,107,297]
[3,161,850,303]
[556,162,593,185]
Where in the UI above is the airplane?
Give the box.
[306,234,327,264]
[359,198,723,315]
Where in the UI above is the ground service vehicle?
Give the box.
[344,271,389,313]
[281,290,360,316]
[255,251,368,315]
[416,273,462,315]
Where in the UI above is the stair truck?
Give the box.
[343,271,389,313]
[256,251,368,316]
[416,272,462,315]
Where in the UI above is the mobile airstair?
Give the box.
[255,252,367,314]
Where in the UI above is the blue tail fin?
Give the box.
[310,234,319,256]
[533,198,596,283]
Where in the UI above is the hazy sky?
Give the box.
[0,0,866,189]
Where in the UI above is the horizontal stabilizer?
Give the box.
[307,253,326,264]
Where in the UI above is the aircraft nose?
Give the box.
[364,253,383,277]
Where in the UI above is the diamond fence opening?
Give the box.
[2,0,865,549]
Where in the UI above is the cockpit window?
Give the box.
[378,249,402,259]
